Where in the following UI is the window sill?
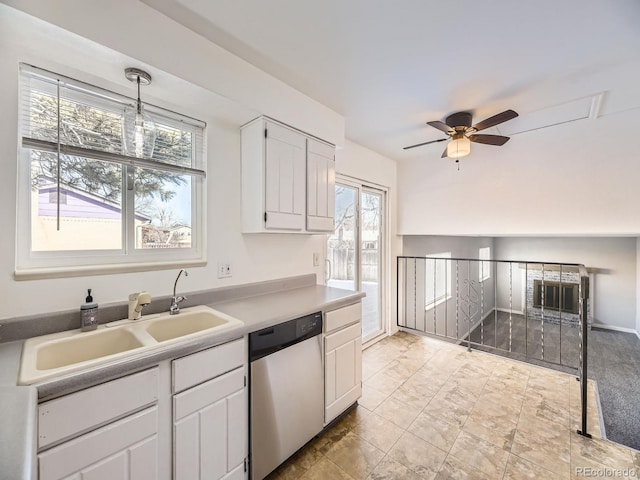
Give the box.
[425,295,452,312]
[14,258,207,281]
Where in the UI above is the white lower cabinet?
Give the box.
[36,338,248,480]
[38,407,158,480]
[324,303,363,424]
[173,367,247,480]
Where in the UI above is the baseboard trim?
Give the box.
[591,323,639,336]
[496,307,525,316]
[459,309,496,342]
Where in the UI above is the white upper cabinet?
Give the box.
[307,139,336,232]
[263,122,306,230]
[241,117,335,233]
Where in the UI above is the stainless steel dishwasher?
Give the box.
[249,312,323,480]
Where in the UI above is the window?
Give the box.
[479,247,491,282]
[425,252,451,310]
[17,64,206,276]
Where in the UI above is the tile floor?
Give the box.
[267,332,640,479]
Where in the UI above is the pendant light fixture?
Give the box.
[123,68,156,158]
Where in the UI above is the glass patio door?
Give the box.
[327,179,386,342]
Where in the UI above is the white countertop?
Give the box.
[0,281,365,480]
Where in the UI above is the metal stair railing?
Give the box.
[397,256,591,437]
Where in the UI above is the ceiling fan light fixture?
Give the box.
[446,134,471,159]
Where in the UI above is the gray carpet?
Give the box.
[587,327,640,450]
[467,312,640,450]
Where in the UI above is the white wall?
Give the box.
[636,237,640,335]
[1,0,344,147]
[0,7,332,320]
[335,140,399,335]
[403,236,494,261]
[397,107,640,236]
[494,237,637,330]
[401,236,496,337]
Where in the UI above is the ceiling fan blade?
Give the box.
[468,134,511,146]
[403,138,447,150]
[427,121,454,134]
[472,109,518,132]
[441,146,449,158]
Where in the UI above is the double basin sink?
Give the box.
[19,305,243,385]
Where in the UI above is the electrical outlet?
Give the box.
[313,252,320,267]
[217,262,232,278]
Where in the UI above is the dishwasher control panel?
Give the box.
[249,311,323,361]
[296,313,321,337]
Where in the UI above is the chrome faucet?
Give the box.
[170,269,188,315]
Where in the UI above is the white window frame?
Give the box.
[425,252,452,311]
[479,247,491,282]
[15,64,207,279]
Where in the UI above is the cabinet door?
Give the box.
[307,139,336,232]
[39,407,158,480]
[174,367,247,480]
[324,323,363,424]
[264,122,306,231]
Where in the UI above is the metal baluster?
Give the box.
[413,257,418,330]
[467,260,471,352]
[445,258,448,339]
[559,264,563,366]
[456,260,459,340]
[481,260,485,346]
[398,257,403,327]
[398,258,401,327]
[525,263,529,356]
[433,258,437,334]
[416,258,427,332]
[509,262,513,352]
[494,260,498,349]
[541,264,545,360]
[577,271,591,438]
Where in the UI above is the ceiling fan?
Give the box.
[403,109,519,161]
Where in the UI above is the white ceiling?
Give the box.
[143,0,640,162]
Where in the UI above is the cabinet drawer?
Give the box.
[325,303,361,334]
[325,322,361,352]
[173,366,245,421]
[173,338,245,393]
[38,367,158,450]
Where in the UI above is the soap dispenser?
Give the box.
[80,289,99,331]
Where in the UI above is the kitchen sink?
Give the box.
[36,328,145,370]
[144,306,243,342]
[19,305,244,385]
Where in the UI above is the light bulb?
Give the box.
[123,104,156,158]
[447,134,471,159]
